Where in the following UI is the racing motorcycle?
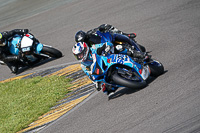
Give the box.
[0,33,62,72]
[89,42,164,89]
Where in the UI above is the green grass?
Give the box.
[0,76,72,133]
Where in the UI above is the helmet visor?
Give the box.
[74,48,87,60]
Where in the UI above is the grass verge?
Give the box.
[0,76,72,133]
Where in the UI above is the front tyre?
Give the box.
[41,46,62,58]
[111,71,147,89]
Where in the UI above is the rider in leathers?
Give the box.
[72,41,118,96]
[73,30,146,97]
[75,24,146,52]
[0,29,29,73]
[75,24,137,44]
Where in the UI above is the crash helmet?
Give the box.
[72,42,89,61]
[98,24,112,33]
[0,33,5,46]
[75,30,86,42]
[0,33,3,45]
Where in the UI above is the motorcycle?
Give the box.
[0,33,62,72]
[88,42,164,89]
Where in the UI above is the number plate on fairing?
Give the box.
[22,47,31,52]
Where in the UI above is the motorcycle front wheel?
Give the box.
[111,69,147,89]
[41,46,62,58]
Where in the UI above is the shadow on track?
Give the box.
[109,70,168,100]
[15,57,61,75]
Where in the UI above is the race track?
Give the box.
[1,0,200,132]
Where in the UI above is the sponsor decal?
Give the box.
[111,55,132,66]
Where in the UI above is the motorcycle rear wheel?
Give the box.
[41,46,62,58]
[148,59,164,77]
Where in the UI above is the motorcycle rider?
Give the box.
[75,24,137,44]
[72,32,145,97]
[72,41,118,97]
[73,25,147,97]
[75,24,146,52]
[0,29,29,73]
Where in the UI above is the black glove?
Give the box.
[97,43,111,56]
[132,51,145,59]
[97,43,106,55]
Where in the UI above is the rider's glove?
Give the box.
[102,45,111,56]
[133,51,145,59]
[97,43,110,56]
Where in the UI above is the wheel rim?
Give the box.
[117,68,142,82]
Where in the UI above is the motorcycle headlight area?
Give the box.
[21,36,33,52]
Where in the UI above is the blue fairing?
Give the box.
[8,34,44,55]
[85,42,144,83]
[96,31,113,43]
[81,34,150,87]
[9,36,21,55]
[36,43,43,54]
[101,54,142,73]
[89,52,144,86]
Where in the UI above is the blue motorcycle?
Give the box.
[0,33,62,72]
[88,42,164,89]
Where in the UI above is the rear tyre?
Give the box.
[41,46,62,58]
[149,59,164,77]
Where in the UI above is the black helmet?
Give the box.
[98,24,112,33]
[0,33,3,45]
[75,30,86,42]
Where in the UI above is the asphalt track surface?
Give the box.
[0,0,200,133]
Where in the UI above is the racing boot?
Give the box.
[102,83,118,98]
[10,65,19,74]
[2,55,20,74]
[3,55,20,62]
[6,62,19,74]
[123,33,137,39]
